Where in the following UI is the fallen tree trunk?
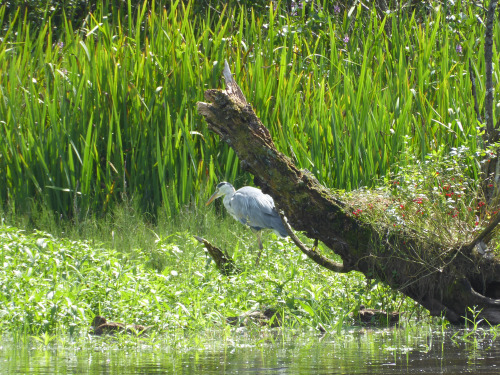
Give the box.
[197,61,500,325]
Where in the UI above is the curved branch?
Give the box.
[279,212,346,273]
[465,212,500,251]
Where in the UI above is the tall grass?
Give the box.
[0,1,492,218]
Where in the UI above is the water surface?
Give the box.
[2,327,499,374]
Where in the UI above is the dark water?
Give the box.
[2,328,500,374]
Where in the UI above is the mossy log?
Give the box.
[197,61,500,325]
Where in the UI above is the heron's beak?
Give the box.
[205,190,220,206]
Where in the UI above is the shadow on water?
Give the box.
[2,327,500,374]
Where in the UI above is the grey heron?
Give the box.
[206,182,288,263]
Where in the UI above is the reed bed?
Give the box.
[0,1,492,219]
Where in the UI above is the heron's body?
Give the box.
[222,186,287,237]
[206,182,287,259]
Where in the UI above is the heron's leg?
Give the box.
[252,229,264,266]
[256,231,263,250]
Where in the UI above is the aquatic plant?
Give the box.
[0,205,422,336]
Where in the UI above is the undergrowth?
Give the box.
[342,144,498,251]
[0,202,426,338]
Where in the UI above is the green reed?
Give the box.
[0,1,492,218]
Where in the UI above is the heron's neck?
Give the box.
[222,187,236,207]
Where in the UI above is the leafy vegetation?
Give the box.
[2,0,500,346]
[0,0,491,220]
[344,144,488,247]
[0,204,425,336]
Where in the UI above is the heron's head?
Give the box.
[206,182,235,205]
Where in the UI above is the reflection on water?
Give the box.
[2,327,500,374]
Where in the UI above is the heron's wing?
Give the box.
[228,187,287,237]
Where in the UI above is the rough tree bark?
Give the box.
[481,0,500,204]
[197,58,500,325]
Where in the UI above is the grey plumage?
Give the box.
[206,182,288,255]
